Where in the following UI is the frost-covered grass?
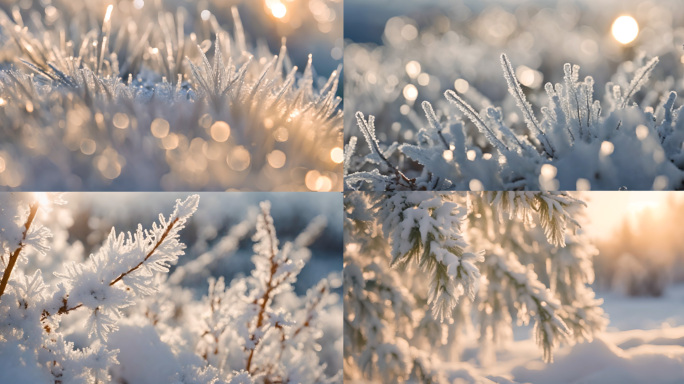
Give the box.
[344,0,684,191]
[0,0,342,191]
[0,193,342,383]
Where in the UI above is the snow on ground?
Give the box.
[452,284,684,383]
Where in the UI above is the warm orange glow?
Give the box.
[210,121,231,143]
[304,170,332,191]
[267,150,286,169]
[151,118,170,138]
[579,192,671,239]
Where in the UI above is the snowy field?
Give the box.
[468,285,684,384]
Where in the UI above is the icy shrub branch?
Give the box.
[41,195,199,339]
[0,194,341,383]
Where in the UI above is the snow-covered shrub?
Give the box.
[345,0,684,191]
[0,1,342,191]
[347,53,684,191]
[344,191,606,382]
[0,193,342,383]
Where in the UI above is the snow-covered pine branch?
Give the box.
[344,191,606,381]
[369,192,482,322]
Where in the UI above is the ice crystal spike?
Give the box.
[0,2,342,191]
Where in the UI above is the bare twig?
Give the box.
[0,203,39,300]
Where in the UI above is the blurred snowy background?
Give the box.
[584,192,684,297]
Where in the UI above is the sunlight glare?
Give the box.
[580,191,671,240]
[612,15,639,45]
[330,147,344,164]
[34,192,50,207]
[266,0,287,19]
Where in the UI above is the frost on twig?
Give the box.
[0,194,342,383]
[42,195,199,340]
[0,202,39,299]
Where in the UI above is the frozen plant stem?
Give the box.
[246,210,286,374]
[445,90,510,153]
[109,217,179,286]
[356,112,416,188]
[41,217,181,320]
[96,5,114,76]
[0,203,38,300]
[500,54,555,157]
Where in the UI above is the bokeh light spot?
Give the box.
[113,113,130,129]
[151,118,170,138]
[330,147,344,164]
[600,141,615,156]
[267,150,286,169]
[403,84,418,101]
[210,121,231,142]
